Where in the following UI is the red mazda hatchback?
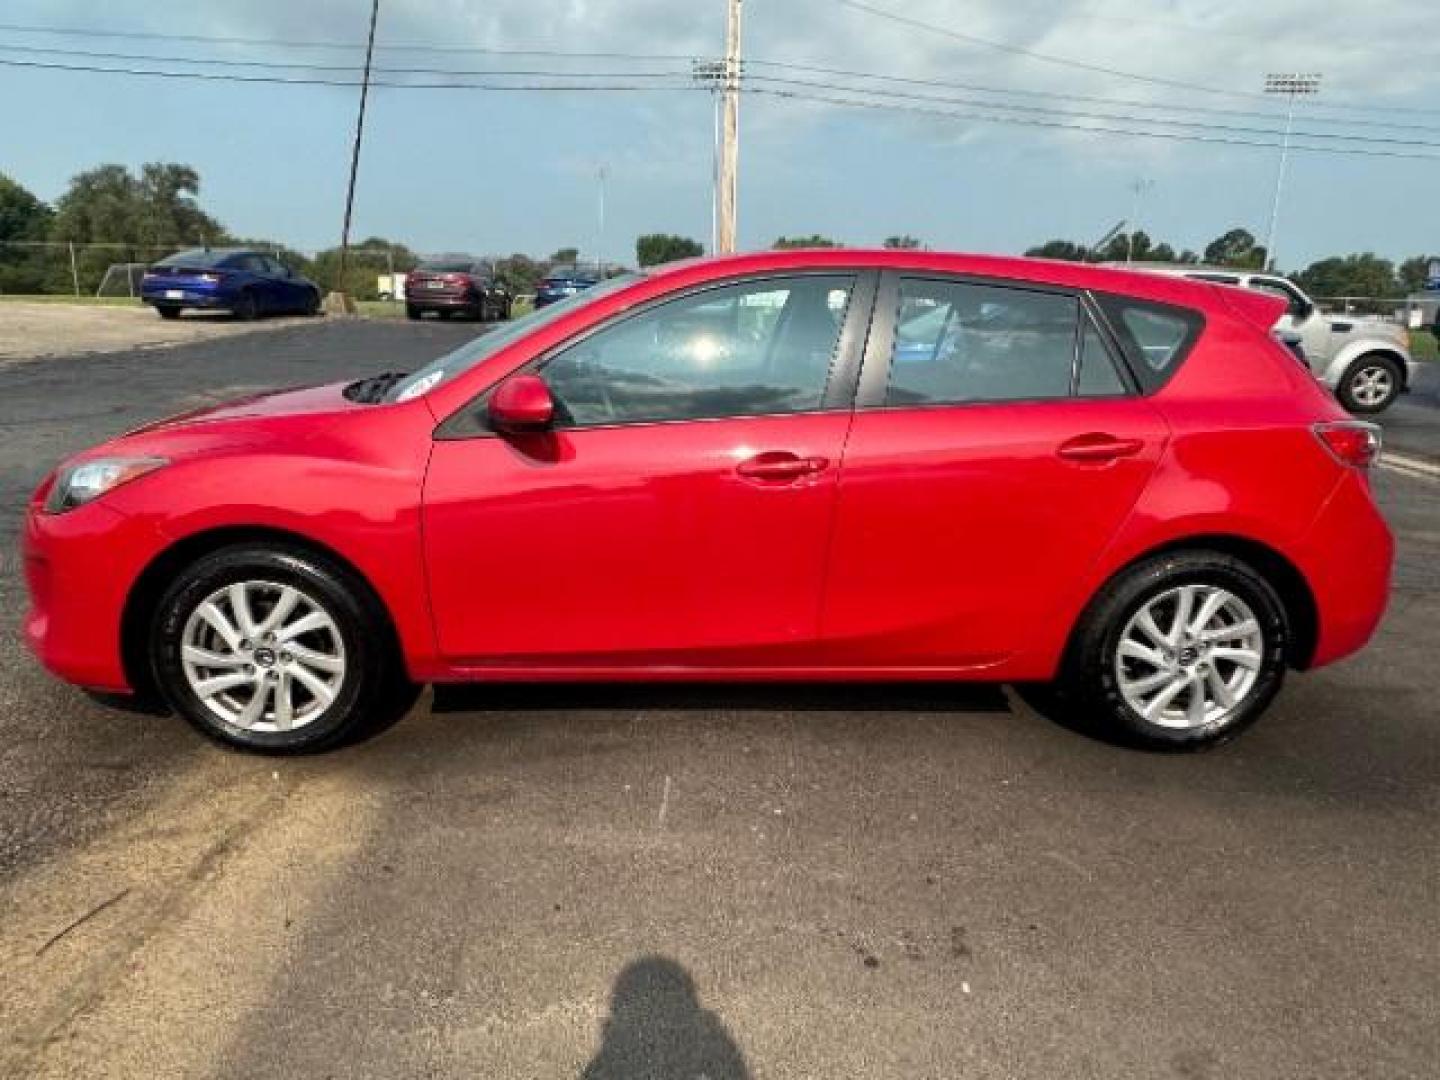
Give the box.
[24,250,1392,754]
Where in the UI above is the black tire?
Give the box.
[1336,354,1403,414]
[156,305,182,320]
[1052,551,1288,751]
[149,544,417,754]
[232,290,259,321]
[470,299,488,322]
[302,288,322,317]
[406,304,422,320]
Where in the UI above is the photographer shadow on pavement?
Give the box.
[579,956,750,1080]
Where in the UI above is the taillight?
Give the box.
[1314,421,1382,468]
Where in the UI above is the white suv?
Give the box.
[1117,264,1419,414]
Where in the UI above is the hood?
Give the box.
[124,381,358,437]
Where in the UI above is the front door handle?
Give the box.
[1057,433,1145,463]
[736,451,830,482]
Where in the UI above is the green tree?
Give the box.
[883,235,923,249]
[49,163,225,292]
[1024,239,1090,262]
[1294,254,1399,301]
[636,233,704,267]
[0,172,53,293]
[773,235,840,249]
[1397,255,1437,294]
[494,253,546,295]
[1202,228,1267,270]
[549,247,580,265]
[309,237,417,298]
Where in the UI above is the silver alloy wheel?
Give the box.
[1114,584,1265,730]
[180,580,346,733]
[1350,364,1395,408]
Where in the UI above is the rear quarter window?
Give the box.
[1094,294,1204,393]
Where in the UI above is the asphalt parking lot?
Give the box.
[1,319,1437,1078]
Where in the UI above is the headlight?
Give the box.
[44,456,168,514]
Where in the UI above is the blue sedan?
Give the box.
[140,248,322,320]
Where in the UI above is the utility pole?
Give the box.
[1262,72,1321,274]
[717,0,743,254]
[331,0,382,311]
[1126,178,1154,264]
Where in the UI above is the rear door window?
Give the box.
[886,279,1081,406]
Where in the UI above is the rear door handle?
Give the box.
[736,451,830,482]
[1057,433,1145,463]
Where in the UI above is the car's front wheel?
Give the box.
[1337,354,1403,414]
[150,544,417,753]
[1055,551,1288,750]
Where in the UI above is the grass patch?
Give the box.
[0,294,143,307]
[1409,330,1437,363]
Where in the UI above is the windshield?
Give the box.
[384,272,644,403]
[156,248,233,268]
[418,260,474,273]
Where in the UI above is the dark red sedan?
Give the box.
[23,250,1392,754]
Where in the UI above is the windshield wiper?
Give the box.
[343,371,410,404]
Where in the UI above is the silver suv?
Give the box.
[1116,264,1418,414]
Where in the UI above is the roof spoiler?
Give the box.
[1210,283,1287,332]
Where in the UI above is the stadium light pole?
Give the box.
[330,0,382,313]
[1262,72,1321,274]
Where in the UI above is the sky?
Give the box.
[2,0,1438,272]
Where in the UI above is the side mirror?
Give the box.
[489,374,555,432]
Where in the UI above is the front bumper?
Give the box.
[22,497,166,692]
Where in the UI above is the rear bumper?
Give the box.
[406,291,479,310]
[22,498,165,692]
[1295,471,1393,668]
[140,286,234,309]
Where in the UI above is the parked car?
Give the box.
[533,264,601,308]
[404,259,511,321]
[25,250,1391,754]
[140,248,321,320]
[1114,263,1419,414]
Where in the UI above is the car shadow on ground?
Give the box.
[431,681,1012,716]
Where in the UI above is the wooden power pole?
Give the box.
[330,0,381,311]
[717,0,743,254]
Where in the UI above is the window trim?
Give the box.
[434,269,880,440]
[854,271,1137,412]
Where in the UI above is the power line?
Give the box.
[744,57,1440,133]
[0,20,697,62]
[0,56,697,91]
[744,75,1440,149]
[750,86,1440,162]
[3,15,1436,120]
[0,43,696,79]
[829,0,1440,117]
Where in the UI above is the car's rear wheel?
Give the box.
[406,304,422,320]
[232,290,259,321]
[156,305,182,320]
[1337,354,1402,414]
[150,544,417,753]
[1054,551,1288,750]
